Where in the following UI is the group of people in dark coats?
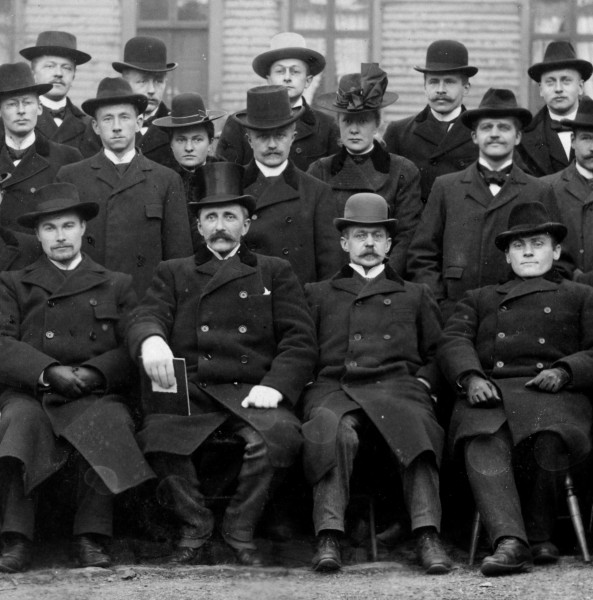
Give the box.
[0,21,592,584]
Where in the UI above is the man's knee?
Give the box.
[465,433,513,477]
[532,431,569,472]
[336,414,361,454]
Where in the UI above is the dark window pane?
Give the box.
[533,0,570,34]
[139,0,168,21]
[294,0,328,30]
[177,0,209,21]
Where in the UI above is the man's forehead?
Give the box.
[38,211,82,227]
[347,225,388,235]
[35,55,76,68]
[123,68,166,81]
[200,203,246,215]
[475,116,516,127]
[509,233,553,244]
[0,93,38,105]
[95,103,137,117]
[270,58,308,70]
[540,67,582,81]
[424,71,464,81]
[249,124,294,136]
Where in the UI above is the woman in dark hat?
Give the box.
[153,93,226,249]
[307,63,422,276]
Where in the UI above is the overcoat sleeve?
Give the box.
[313,182,343,280]
[414,283,445,390]
[162,171,193,260]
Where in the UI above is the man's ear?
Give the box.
[91,118,99,136]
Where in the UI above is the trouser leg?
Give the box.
[150,452,214,549]
[400,452,442,532]
[464,426,527,546]
[0,460,35,541]
[221,421,276,551]
[312,411,365,535]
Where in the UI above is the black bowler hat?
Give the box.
[233,85,304,130]
[315,63,398,114]
[413,40,478,77]
[528,41,593,82]
[561,96,593,130]
[20,31,91,65]
[252,32,326,79]
[495,202,567,251]
[17,183,99,228]
[112,36,177,73]
[0,62,52,98]
[189,163,256,217]
[153,92,225,129]
[81,77,148,117]
[461,88,532,129]
[334,193,397,237]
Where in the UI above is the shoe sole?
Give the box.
[532,554,559,566]
[425,562,452,575]
[481,560,532,577]
[313,557,341,572]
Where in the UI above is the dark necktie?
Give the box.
[550,120,569,132]
[6,146,28,162]
[49,107,66,120]
[479,164,512,187]
[349,152,371,165]
[114,163,130,176]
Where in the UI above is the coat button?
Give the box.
[353,333,362,341]
[295,147,302,154]
[30,187,36,193]
[495,361,504,368]
[238,325,247,333]
[355,301,362,307]
[544,307,551,313]
[536,362,544,369]
[89,299,98,306]
[282,247,289,255]
[102,324,109,331]
[89,331,97,340]
[349,360,357,368]
[204,353,212,360]
[500,305,508,311]
[383,298,391,305]
[240,355,248,364]
[252,214,258,220]
[285,216,293,223]
[497,332,505,339]
[200,381,207,388]
[45,331,54,339]
[47,300,55,307]
[201,325,209,332]
[239,291,248,299]
[538,338,545,344]
[86,235,95,246]
[383,334,391,340]
[580,249,585,254]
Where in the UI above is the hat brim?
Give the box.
[188,194,256,217]
[560,117,593,130]
[233,105,305,131]
[0,82,53,98]
[528,59,593,82]
[153,110,226,129]
[252,48,326,79]
[81,93,149,117]
[413,65,478,77]
[334,217,398,236]
[495,223,567,251]
[314,91,398,114]
[20,46,91,65]
[17,201,100,229]
[112,61,178,74]
[461,107,533,129]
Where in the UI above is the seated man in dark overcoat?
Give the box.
[302,193,451,574]
[438,201,593,576]
[126,162,316,567]
[0,183,154,572]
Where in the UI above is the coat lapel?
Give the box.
[496,276,559,305]
[328,155,389,191]
[197,254,257,297]
[90,152,149,194]
[250,173,299,210]
[3,149,50,187]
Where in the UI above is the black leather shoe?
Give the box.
[481,537,532,576]
[312,532,342,572]
[416,529,452,574]
[531,541,559,565]
[75,535,111,568]
[0,534,32,573]
[232,547,264,567]
[168,544,210,565]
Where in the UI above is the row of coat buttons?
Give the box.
[497,332,546,344]
[354,298,392,307]
[250,215,293,223]
[500,305,552,313]
[495,360,545,369]
[352,333,392,340]
[201,325,248,333]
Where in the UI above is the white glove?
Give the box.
[241,385,282,409]
[141,335,176,389]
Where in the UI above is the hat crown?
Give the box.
[244,85,294,128]
[542,40,578,64]
[505,202,555,233]
[170,92,207,119]
[33,182,80,211]
[120,36,172,71]
[343,193,390,224]
[95,77,136,101]
[34,30,77,50]
[0,62,38,95]
[195,163,246,202]
[477,88,521,111]
[425,39,468,67]
[269,32,308,51]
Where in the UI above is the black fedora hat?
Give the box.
[20,31,91,65]
[461,88,532,129]
[334,193,397,237]
[252,32,326,79]
[233,85,304,130]
[495,201,567,251]
[315,63,398,114]
[561,96,593,129]
[0,62,52,98]
[81,77,148,117]
[189,163,256,216]
[113,36,177,73]
[528,41,593,82]
[414,40,478,77]
[17,183,99,229]
[153,92,226,129]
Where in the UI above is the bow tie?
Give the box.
[479,165,512,187]
[143,114,157,128]
[6,146,28,161]
[48,107,66,120]
[550,120,570,132]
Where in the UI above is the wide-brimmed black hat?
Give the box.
[528,41,593,82]
[252,32,326,79]
[561,96,593,129]
[81,77,148,117]
[233,85,304,130]
[112,36,177,73]
[413,40,478,77]
[461,88,532,129]
[495,202,567,251]
[334,193,397,237]
[0,62,52,98]
[315,63,398,114]
[20,31,91,65]
[189,163,256,217]
[153,92,225,129]
[17,183,99,228]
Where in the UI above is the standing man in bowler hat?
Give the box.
[0,62,82,233]
[20,31,92,153]
[127,162,316,566]
[234,85,342,285]
[407,88,565,322]
[383,40,479,203]
[56,77,192,297]
[218,32,339,171]
[519,41,593,177]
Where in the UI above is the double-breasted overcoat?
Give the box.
[438,275,593,462]
[242,160,342,285]
[0,227,41,271]
[307,142,422,276]
[126,244,317,468]
[56,151,192,296]
[36,99,91,153]
[383,105,479,203]
[0,254,155,495]
[406,162,563,320]
[301,264,444,485]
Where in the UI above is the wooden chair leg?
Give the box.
[565,473,591,563]
[469,509,481,566]
[368,495,378,562]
